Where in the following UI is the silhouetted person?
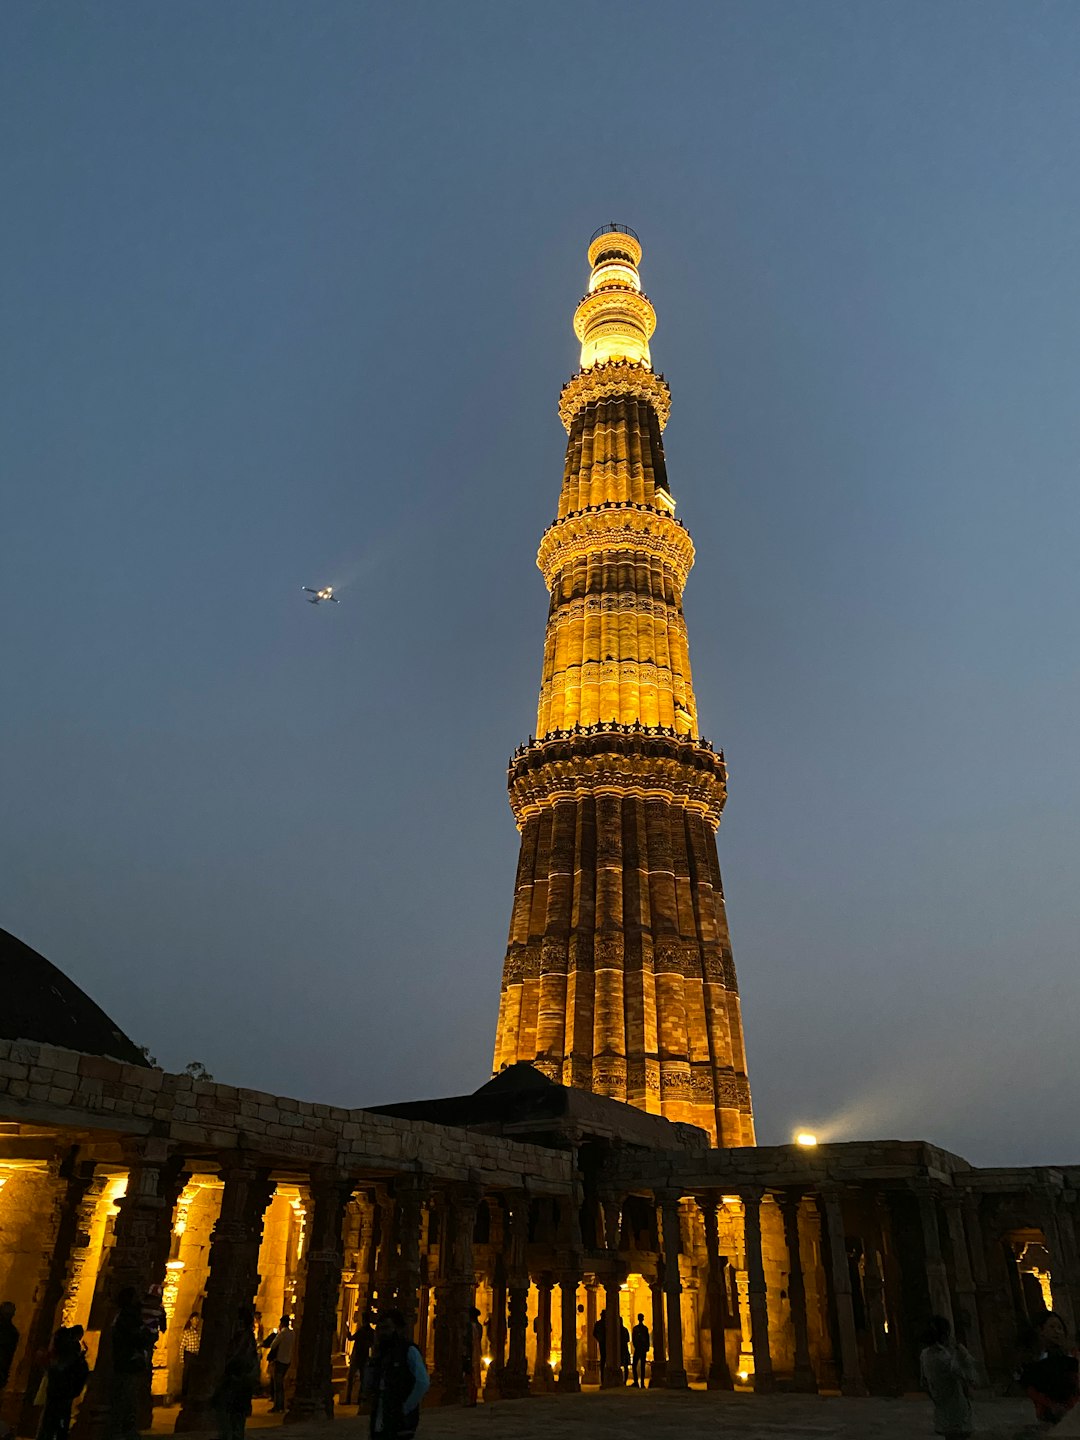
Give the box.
[619,1321,631,1384]
[105,1288,153,1440]
[593,1309,607,1378]
[266,1315,295,1412]
[212,1306,258,1440]
[0,1302,18,1397]
[630,1313,650,1388]
[466,1308,483,1406]
[1018,1310,1080,1427]
[919,1314,977,1440]
[37,1327,89,1440]
[346,1312,375,1407]
[362,1309,429,1439]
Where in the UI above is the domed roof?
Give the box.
[1,927,149,1066]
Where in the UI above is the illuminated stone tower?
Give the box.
[493,227,754,1146]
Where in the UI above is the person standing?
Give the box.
[37,1328,89,1440]
[212,1307,258,1440]
[362,1309,429,1439]
[346,1313,375,1407]
[105,1288,153,1440]
[630,1313,650,1388]
[920,1315,978,1440]
[593,1309,607,1381]
[619,1321,631,1385]
[1018,1310,1080,1427]
[266,1315,295,1413]
[179,1314,200,1401]
[466,1309,483,1406]
[0,1302,18,1400]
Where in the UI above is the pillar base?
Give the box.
[648,1359,667,1388]
[840,1378,870,1397]
[665,1366,689,1389]
[706,1365,735,1391]
[557,1368,581,1393]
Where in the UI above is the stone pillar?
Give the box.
[372,1188,396,1312]
[584,1279,600,1385]
[483,1255,509,1399]
[740,1187,773,1394]
[779,1191,817,1393]
[1040,1193,1080,1336]
[534,1273,555,1391]
[699,1194,734,1390]
[18,1152,99,1437]
[73,1139,181,1440]
[817,1187,867,1397]
[658,1193,688,1389]
[916,1188,955,1326]
[649,1277,667,1388]
[391,1177,426,1340]
[558,1270,581,1392]
[174,1160,273,1433]
[285,1170,353,1423]
[601,1195,623,1388]
[430,1186,480,1406]
[942,1193,985,1370]
[499,1195,531,1397]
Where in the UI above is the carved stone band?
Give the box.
[508,729,728,827]
[537,504,694,589]
[559,362,672,432]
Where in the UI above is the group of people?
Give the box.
[920,1308,1080,1438]
[593,1309,652,1386]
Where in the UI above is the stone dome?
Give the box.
[1,926,149,1066]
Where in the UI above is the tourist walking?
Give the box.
[212,1306,259,1440]
[266,1315,295,1412]
[105,1288,154,1440]
[37,1327,89,1440]
[0,1302,18,1399]
[362,1309,429,1439]
[919,1315,978,1440]
[630,1313,650,1388]
[1018,1310,1080,1427]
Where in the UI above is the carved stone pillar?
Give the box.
[1040,1193,1080,1337]
[817,1187,867,1397]
[698,1194,733,1390]
[584,1278,600,1385]
[483,1255,509,1399]
[649,1276,667,1388]
[372,1188,396,1312]
[18,1152,99,1437]
[534,1273,555,1390]
[430,1186,480,1406]
[942,1192,985,1371]
[558,1269,581,1392]
[601,1195,623,1388]
[658,1192,687,1388]
[174,1160,273,1433]
[73,1139,183,1440]
[916,1187,955,1327]
[391,1177,426,1340]
[498,1195,530,1398]
[740,1187,773,1394]
[779,1191,817,1393]
[285,1170,353,1423]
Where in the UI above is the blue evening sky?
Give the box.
[3,2,1078,1165]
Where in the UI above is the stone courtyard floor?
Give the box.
[146,1390,1042,1440]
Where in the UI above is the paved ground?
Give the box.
[148,1390,1042,1439]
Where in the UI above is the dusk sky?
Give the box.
[3,2,1078,1168]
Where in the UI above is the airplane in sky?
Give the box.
[301,585,339,605]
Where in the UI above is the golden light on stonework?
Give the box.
[795,1131,818,1147]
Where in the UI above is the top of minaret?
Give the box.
[574,224,657,370]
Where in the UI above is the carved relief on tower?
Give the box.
[537,503,694,589]
[539,937,569,975]
[559,362,671,432]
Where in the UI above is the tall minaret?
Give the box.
[492,227,754,1146]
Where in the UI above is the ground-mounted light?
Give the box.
[795,1131,818,1147]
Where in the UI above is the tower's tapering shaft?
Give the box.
[493,227,754,1147]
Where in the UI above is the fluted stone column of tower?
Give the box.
[492,226,754,1147]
